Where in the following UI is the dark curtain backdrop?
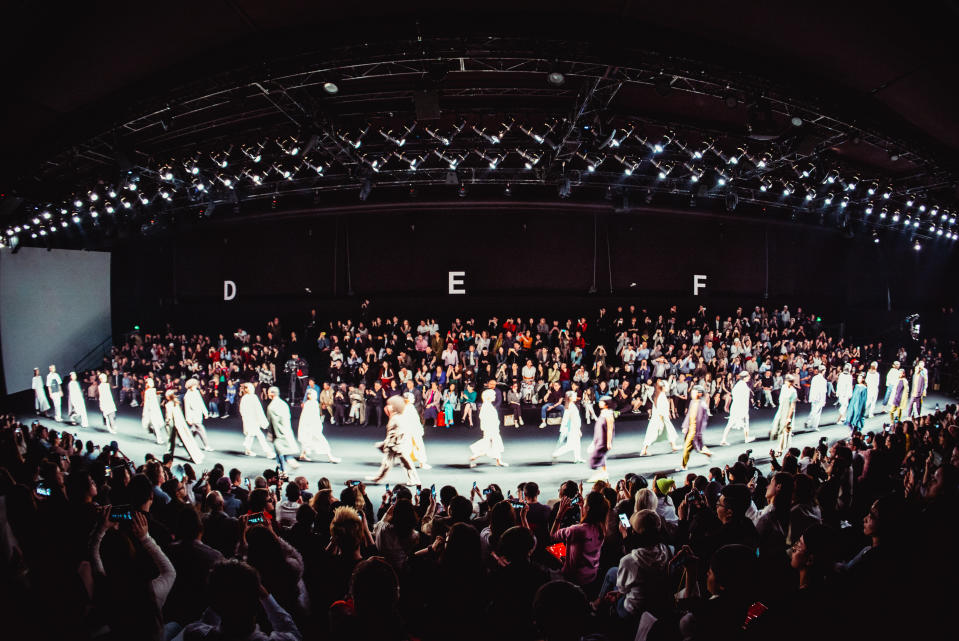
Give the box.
[111,209,957,341]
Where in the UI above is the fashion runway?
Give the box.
[23,393,955,490]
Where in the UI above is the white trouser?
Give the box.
[807,401,825,430]
[552,432,583,461]
[865,392,878,418]
[244,430,272,455]
[837,396,850,421]
[643,416,678,447]
[50,393,62,420]
[721,413,749,443]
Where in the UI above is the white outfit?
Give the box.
[552,403,584,462]
[32,375,50,413]
[165,400,205,464]
[239,393,272,455]
[97,381,117,433]
[884,367,900,409]
[642,393,678,450]
[865,369,880,417]
[297,398,333,457]
[142,388,167,443]
[807,374,827,430]
[721,379,752,444]
[46,371,63,421]
[67,379,88,427]
[835,372,853,422]
[470,389,505,460]
[404,405,429,467]
[184,388,211,449]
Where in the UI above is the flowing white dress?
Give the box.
[552,404,583,461]
[404,405,429,465]
[33,375,50,412]
[643,393,678,447]
[470,389,504,458]
[725,380,751,432]
[298,397,332,456]
[142,389,167,443]
[67,379,89,427]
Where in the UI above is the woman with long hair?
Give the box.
[550,491,609,591]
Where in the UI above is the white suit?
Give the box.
[865,369,880,417]
[98,381,117,433]
[184,388,211,449]
[552,403,584,462]
[33,375,50,413]
[46,371,63,421]
[142,388,167,443]
[643,393,678,450]
[721,379,752,444]
[240,393,272,455]
[807,374,827,430]
[67,379,88,427]
[836,372,853,422]
[470,388,505,459]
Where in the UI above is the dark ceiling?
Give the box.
[2,1,958,249]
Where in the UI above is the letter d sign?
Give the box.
[224,280,237,301]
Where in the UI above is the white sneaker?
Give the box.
[538,421,546,428]
[328,456,342,464]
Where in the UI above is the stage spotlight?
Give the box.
[547,71,565,86]
[914,241,921,251]
[184,158,201,175]
[823,170,838,184]
[930,207,939,217]
[517,149,542,170]
[756,153,771,168]
[872,231,879,244]
[90,208,99,218]
[824,193,834,205]
[790,116,803,127]
[105,203,115,214]
[882,188,892,200]
[867,182,878,195]
[139,194,150,205]
[913,220,920,228]
[781,182,793,196]
[845,175,859,191]
[72,215,81,223]
[279,137,300,156]
[211,151,229,168]
[242,143,264,163]
[73,198,83,208]
[323,81,339,95]
[107,187,117,198]
[941,212,949,221]
[159,165,174,181]
[121,198,132,209]
[217,174,234,187]
[937,228,944,236]
[42,211,51,220]
[865,203,873,214]
[88,190,99,202]
[800,163,814,178]
[950,216,956,224]
[879,208,888,219]
[919,204,926,212]
[894,213,902,223]
[805,188,816,202]
[656,163,673,179]
[906,198,914,207]
[759,178,772,192]
[504,183,512,197]
[126,180,138,191]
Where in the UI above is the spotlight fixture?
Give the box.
[823,170,838,184]
[716,170,729,186]
[183,158,201,175]
[73,198,83,208]
[756,153,771,169]
[242,143,264,163]
[882,187,892,200]
[867,181,878,196]
[727,147,746,165]
[930,207,939,217]
[790,116,803,127]
[547,71,565,86]
[120,198,132,209]
[614,155,638,176]
[382,124,416,147]
[72,215,81,223]
[892,212,901,222]
[159,165,175,181]
[279,137,300,156]
[913,220,920,228]
[800,163,815,178]
[906,198,914,207]
[759,178,772,192]
[937,227,944,236]
[781,181,793,196]
[433,149,464,169]
[691,140,713,160]
[654,162,673,179]
[89,208,99,218]
[88,190,99,202]
[845,175,859,191]
[879,207,888,218]
[865,202,873,214]
[107,188,117,198]
[126,179,138,191]
[919,204,926,213]
[196,177,213,190]
[323,81,339,95]
[340,125,370,149]
[519,121,557,145]
[42,211,52,220]
[424,122,464,147]
[217,174,234,187]
[105,203,115,214]
[805,188,816,202]
[139,194,150,205]
[211,148,231,168]
[517,149,542,170]
[303,159,325,175]
[872,231,879,244]
[824,193,834,205]
[914,240,921,251]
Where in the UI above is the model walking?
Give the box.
[46,365,63,422]
[298,388,341,462]
[804,366,827,431]
[184,379,213,451]
[97,372,118,434]
[770,374,798,456]
[239,382,272,457]
[835,364,853,423]
[552,391,584,463]
[67,371,88,428]
[469,386,507,467]
[142,378,167,444]
[640,380,678,456]
[720,371,753,446]
[586,395,615,482]
[32,368,50,416]
[367,396,420,485]
[163,389,204,464]
[680,386,712,470]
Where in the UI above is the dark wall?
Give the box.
[111,207,957,339]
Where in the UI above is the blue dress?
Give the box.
[846,383,868,431]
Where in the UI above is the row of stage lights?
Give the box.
[4,123,958,243]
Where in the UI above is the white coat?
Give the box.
[98,382,117,415]
[239,394,269,436]
[184,388,209,424]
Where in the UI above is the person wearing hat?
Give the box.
[805,365,828,431]
[680,385,711,470]
[721,371,754,447]
[587,395,616,482]
[552,391,585,463]
[835,363,853,423]
[770,374,798,456]
[882,360,901,410]
[865,361,880,418]
[641,379,679,456]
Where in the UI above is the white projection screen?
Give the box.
[0,247,111,394]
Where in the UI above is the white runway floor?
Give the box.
[23,393,954,490]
